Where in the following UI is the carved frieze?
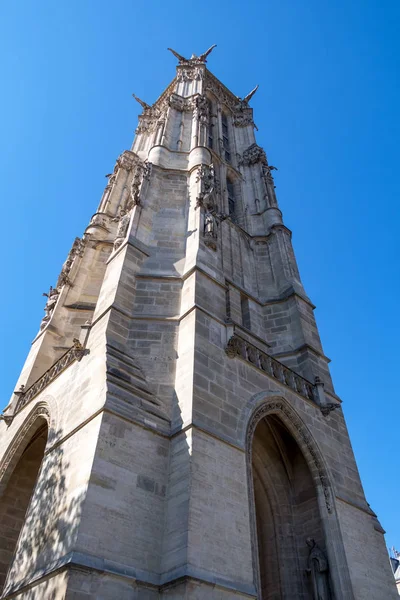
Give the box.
[176,67,204,82]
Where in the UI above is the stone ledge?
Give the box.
[1,551,257,599]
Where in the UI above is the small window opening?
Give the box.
[227,179,235,217]
[241,294,251,330]
[207,100,213,150]
[221,113,231,162]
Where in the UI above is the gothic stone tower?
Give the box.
[0,46,396,600]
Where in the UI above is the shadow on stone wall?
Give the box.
[0,415,85,599]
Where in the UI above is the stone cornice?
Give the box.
[10,340,89,418]
[225,334,316,403]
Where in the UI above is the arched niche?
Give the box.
[0,406,49,594]
[246,400,333,600]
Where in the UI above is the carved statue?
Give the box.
[113,209,131,250]
[237,84,259,107]
[203,210,221,251]
[196,163,215,209]
[262,163,278,185]
[167,44,217,65]
[132,93,151,111]
[129,160,151,207]
[40,286,60,329]
[204,211,216,236]
[306,538,331,600]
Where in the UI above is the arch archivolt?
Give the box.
[243,392,347,599]
[245,395,333,515]
[0,401,52,497]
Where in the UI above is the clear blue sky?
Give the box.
[1,0,399,550]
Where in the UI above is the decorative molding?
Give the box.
[225,334,316,403]
[14,341,89,415]
[205,74,238,112]
[0,404,50,482]
[176,66,205,82]
[246,400,333,514]
[135,103,166,135]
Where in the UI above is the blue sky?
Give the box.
[1,0,399,550]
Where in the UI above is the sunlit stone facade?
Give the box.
[0,47,396,599]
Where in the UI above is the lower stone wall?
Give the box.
[0,434,46,594]
[1,570,69,600]
[337,499,398,600]
[161,579,256,600]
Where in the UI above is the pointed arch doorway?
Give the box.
[249,409,331,600]
[0,417,48,594]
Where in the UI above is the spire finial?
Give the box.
[167,44,217,65]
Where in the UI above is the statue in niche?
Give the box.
[306,538,331,600]
[204,211,216,236]
[204,211,219,251]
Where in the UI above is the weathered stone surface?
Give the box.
[0,48,396,600]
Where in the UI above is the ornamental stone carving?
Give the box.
[113,209,132,250]
[205,79,237,112]
[176,67,204,82]
[116,150,139,172]
[225,334,316,403]
[320,402,341,417]
[40,286,60,330]
[306,538,332,599]
[246,401,333,513]
[233,109,255,128]
[169,94,187,112]
[134,99,166,135]
[14,340,88,414]
[167,44,217,66]
[262,163,278,185]
[56,237,84,289]
[239,143,267,166]
[204,211,218,251]
[129,160,151,209]
[196,163,215,209]
[194,94,208,120]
